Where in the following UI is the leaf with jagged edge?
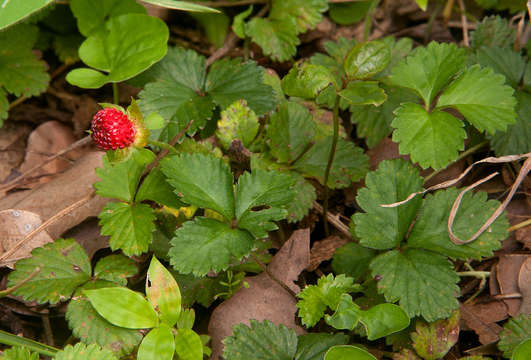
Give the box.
[297,274,360,327]
[498,315,531,358]
[281,62,336,99]
[370,248,460,322]
[161,153,235,221]
[216,99,259,149]
[94,254,138,286]
[338,81,387,106]
[7,238,91,304]
[392,103,466,170]
[470,15,515,50]
[269,0,328,34]
[293,137,368,189]
[98,202,156,256]
[246,17,300,62]
[169,218,254,276]
[0,89,7,126]
[310,37,356,86]
[332,243,376,282]
[235,169,296,238]
[0,347,39,360]
[223,319,298,360]
[352,159,423,250]
[54,343,118,360]
[135,167,186,209]
[390,42,466,106]
[286,172,316,223]
[408,188,508,260]
[474,47,525,88]
[170,272,224,307]
[295,333,349,360]
[437,65,516,134]
[66,281,143,357]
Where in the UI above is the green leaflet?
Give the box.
[135,167,186,209]
[411,311,460,360]
[216,99,259,150]
[470,16,515,50]
[343,41,391,80]
[294,333,349,360]
[338,81,387,106]
[137,325,175,360]
[332,243,376,282]
[55,343,117,360]
[474,46,525,88]
[246,17,300,62]
[324,345,376,360]
[146,257,181,327]
[174,328,203,360]
[498,315,531,358]
[286,173,317,223]
[269,0,328,34]
[328,2,372,25]
[94,255,138,286]
[281,63,336,99]
[0,346,39,360]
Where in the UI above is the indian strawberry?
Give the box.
[91,108,137,150]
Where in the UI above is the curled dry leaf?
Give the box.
[307,235,348,271]
[517,256,531,315]
[495,254,527,316]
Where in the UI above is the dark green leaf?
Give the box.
[359,303,410,340]
[137,325,175,360]
[474,47,525,88]
[329,2,372,25]
[170,272,224,308]
[246,18,299,62]
[94,254,137,286]
[295,333,349,360]
[136,167,186,209]
[470,16,515,50]
[0,89,7,126]
[269,0,328,34]
[332,243,376,281]
[343,41,390,80]
[286,172,317,223]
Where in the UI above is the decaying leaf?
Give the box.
[307,235,348,271]
[460,302,507,345]
[495,254,527,316]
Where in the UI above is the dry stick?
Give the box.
[457,0,469,46]
[313,201,352,240]
[0,267,41,298]
[508,218,531,232]
[0,191,95,265]
[250,253,297,299]
[0,136,92,194]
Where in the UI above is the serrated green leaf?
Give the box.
[169,218,254,276]
[437,65,516,134]
[8,238,91,304]
[281,63,335,99]
[53,34,83,64]
[332,243,376,281]
[470,16,515,50]
[324,345,376,360]
[329,2,372,25]
[325,293,361,330]
[297,274,359,327]
[359,303,410,340]
[344,41,390,80]
[99,202,156,256]
[286,172,317,223]
[235,169,296,238]
[146,257,181,327]
[370,249,460,321]
[390,42,466,106]
[94,254,137,286]
[137,325,175,360]
[170,272,225,308]
[474,47,525,88]
[392,103,466,170]
[233,5,253,38]
[85,287,159,329]
[0,346,39,360]
[141,0,220,13]
[66,281,143,356]
[352,159,423,250]
[223,319,297,360]
[269,0,328,34]
[136,167,186,209]
[293,137,368,188]
[408,188,507,260]
[55,343,117,360]
[411,310,460,360]
[339,81,387,106]
[0,24,50,97]
[216,99,259,149]
[246,17,299,62]
[499,315,531,358]
[175,329,203,360]
[295,333,349,360]
[161,153,234,221]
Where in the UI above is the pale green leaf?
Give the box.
[343,41,390,80]
[359,303,410,340]
[513,339,531,360]
[370,249,460,321]
[169,218,254,276]
[411,310,460,360]
[175,329,203,360]
[499,315,531,358]
[146,257,181,327]
[295,333,349,360]
[0,346,39,360]
[332,243,376,281]
[142,0,220,13]
[144,112,165,130]
[137,325,175,360]
[94,254,138,286]
[135,167,186,209]
[0,89,8,126]
[233,6,253,38]
[216,99,259,149]
[281,63,335,99]
[324,345,376,360]
[246,18,299,62]
[0,0,54,30]
[55,343,117,360]
[269,0,328,34]
[8,239,91,304]
[325,293,361,331]
[98,202,156,256]
[223,319,297,360]
[339,81,387,106]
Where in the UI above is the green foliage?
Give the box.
[339,81,387,107]
[281,63,336,99]
[93,255,137,286]
[295,333,349,360]
[141,0,219,13]
[54,343,117,360]
[137,325,175,360]
[146,257,181,327]
[135,167,186,209]
[174,328,204,360]
[332,243,376,282]
[0,347,39,360]
[499,315,531,358]
[324,345,377,360]
[328,2,372,25]
[344,41,390,80]
[223,319,298,360]
[513,339,531,360]
[411,311,460,360]
[0,0,54,30]
[216,99,259,149]
[470,16,515,50]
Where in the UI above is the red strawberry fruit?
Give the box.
[91,108,137,150]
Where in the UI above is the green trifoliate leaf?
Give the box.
[8,238,91,304]
[295,333,349,360]
[146,257,181,327]
[352,159,423,250]
[370,249,460,321]
[286,172,317,223]
[174,329,203,360]
[98,202,156,256]
[169,218,254,276]
[293,137,368,189]
[411,310,460,360]
[498,315,531,358]
[135,167,186,209]
[0,24,50,98]
[94,254,137,286]
[235,169,296,238]
[0,347,39,360]
[246,18,299,62]
[161,153,234,221]
[343,41,391,80]
[282,63,336,99]
[269,0,328,34]
[84,287,159,329]
[55,343,117,360]
[329,2,372,25]
[437,64,517,134]
[474,47,525,88]
[390,42,466,106]
[470,16,515,50]
[66,281,143,356]
[223,319,298,360]
[297,274,360,327]
[392,103,466,170]
[332,243,376,282]
[216,99,259,149]
[232,5,253,38]
[489,91,531,156]
[339,81,387,106]
[267,101,316,163]
[324,345,376,360]
[408,188,507,260]
[138,325,175,360]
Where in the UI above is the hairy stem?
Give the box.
[323,95,341,236]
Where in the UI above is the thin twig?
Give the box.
[8,96,27,110]
[206,32,239,67]
[508,218,531,232]
[457,0,469,46]
[250,253,297,299]
[313,201,352,240]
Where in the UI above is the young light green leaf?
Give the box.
[269,0,328,34]
[8,238,91,304]
[370,249,460,321]
[286,173,317,223]
[329,2,372,25]
[144,112,165,130]
[359,303,410,340]
[84,287,158,329]
[161,153,234,221]
[513,339,531,360]
[281,63,336,99]
[392,103,466,170]
[136,167,186,209]
[137,325,175,360]
[325,293,361,330]
[175,329,203,360]
[232,5,253,38]
[408,188,507,260]
[415,0,428,10]
[176,308,196,330]
[55,343,117,360]
[499,315,531,358]
[99,202,156,256]
[338,81,387,106]
[235,169,296,238]
[146,257,181,327]
[352,159,423,250]
[169,218,254,276]
[0,346,39,360]
[390,42,466,106]
[470,15,515,50]
[343,41,390,80]
[324,345,376,360]
[332,243,376,282]
[223,319,297,360]
[94,254,138,286]
[295,333,349,360]
[0,0,54,30]
[141,0,220,13]
[411,310,460,360]
[216,99,259,149]
[246,18,300,62]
